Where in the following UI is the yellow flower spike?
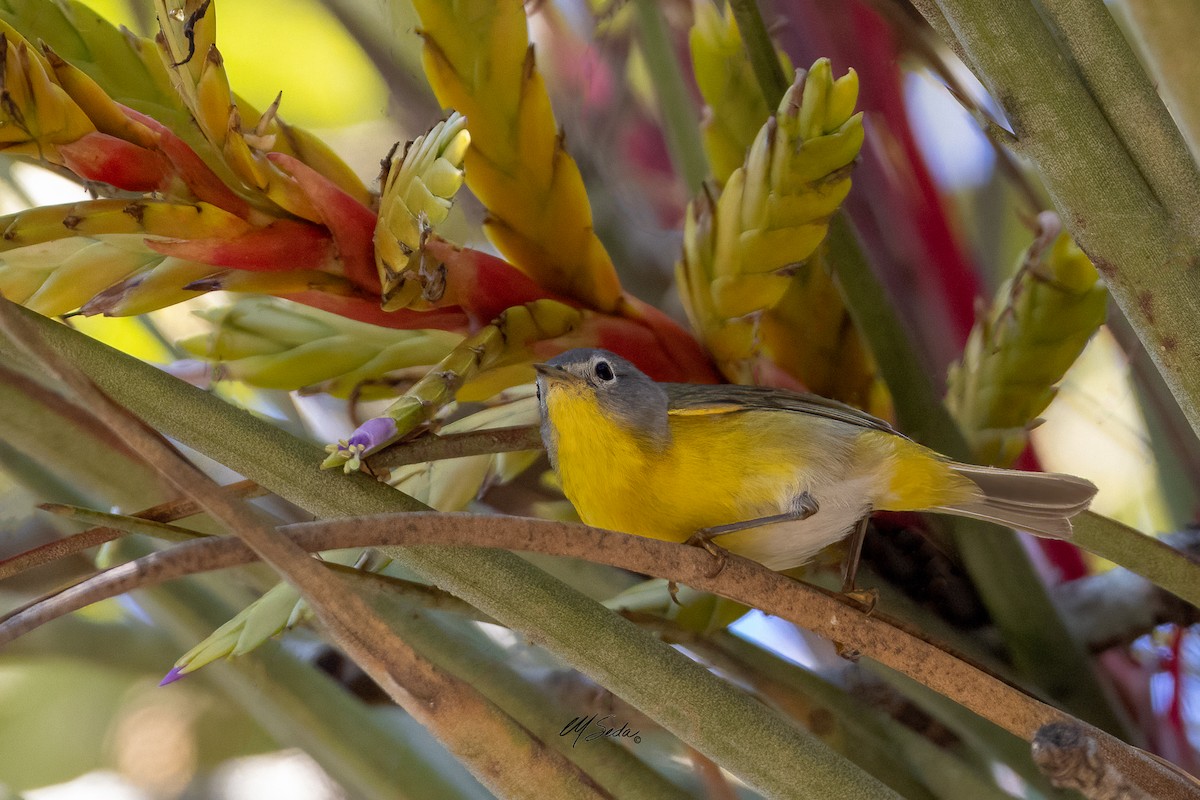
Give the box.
[679,57,877,403]
[375,113,470,311]
[23,241,158,316]
[412,0,622,312]
[797,60,832,140]
[0,200,251,253]
[154,0,215,105]
[267,118,370,207]
[221,106,272,192]
[150,0,341,221]
[217,337,391,391]
[185,268,357,300]
[0,30,95,156]
[946,213,1109,466]
[689,0,787,185]
[178,328,286,361]
[82,259,216,317]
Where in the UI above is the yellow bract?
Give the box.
[678,53,870,400]
[179,297,463,397]
[412,0,622,312]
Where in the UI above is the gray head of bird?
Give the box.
[532,349,670,460]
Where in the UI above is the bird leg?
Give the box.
[840,514,878,613]
[685,492,819,577]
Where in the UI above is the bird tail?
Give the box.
[937,464,1097,539]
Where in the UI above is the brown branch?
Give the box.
[1,511,1193,799]
[0,298,609,800]
[364,425,543,472]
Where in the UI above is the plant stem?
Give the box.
[1072,511,1200,609]
[631,0,709,194]
[1119,0,1200,162]
[366,425,542,471]
[728,0,789,108]
[826,215,967,454]
[1034,0,1200,233]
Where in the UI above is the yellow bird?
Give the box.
[534,348,1096,586]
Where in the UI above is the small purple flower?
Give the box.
[159,666,186,686]
[347,416,398,451]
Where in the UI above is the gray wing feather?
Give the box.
[664,383,900,436]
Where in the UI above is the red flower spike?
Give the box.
[59,132,175,193]
[287,290,470,332]
[146,219,334,271]
[615,294,722,383]
[121,106,256,220]
[267,152,380,294]
[423,237,578,328]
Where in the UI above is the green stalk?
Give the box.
[1072,511,1200,610]
[632,0,709,194]
[1119,0,1200,163]
[826,216,967,454]
[349,580,693,800]
[728,0,790,108]
[921,0,1200,444]
[1034,0,1200,235]
[0,308,898,800]
[827,216,1131,737]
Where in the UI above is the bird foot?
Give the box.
[685,530,729,578]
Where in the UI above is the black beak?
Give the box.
[533,363,573,381]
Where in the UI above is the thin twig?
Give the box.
[365,425,543,471]
[0,512,1193,799]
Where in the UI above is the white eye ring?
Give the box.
[595,360,615,382]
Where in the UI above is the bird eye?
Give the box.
[594,360,615,382]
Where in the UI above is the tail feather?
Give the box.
[937,464,1097,539]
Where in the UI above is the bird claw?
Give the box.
[843,587,879,615]
[835,641,863,662]
[685,530,729,578]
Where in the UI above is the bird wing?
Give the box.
[664,383,901,436]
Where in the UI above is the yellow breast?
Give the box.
[545,387,818,542]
